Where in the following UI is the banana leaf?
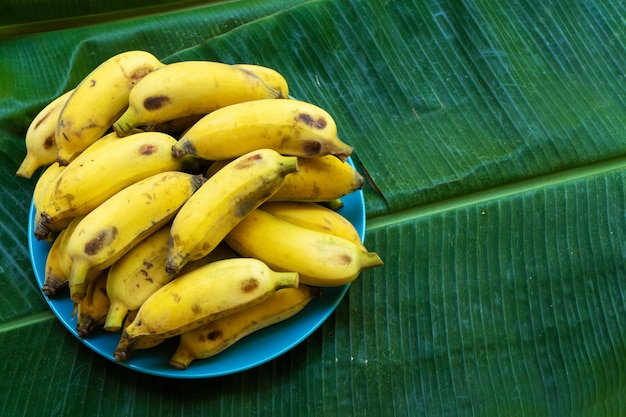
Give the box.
[1,0,626,415]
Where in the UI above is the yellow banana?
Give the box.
[33,162,67,240]
[112,61,282,136]
[103,223,173,332]
[75,270,110,337]
[260,201,366,249]
[37,131,182,233]
[225,209,383,287]
[269,155,364,202]
[169,284,320,369]
[113,257,299,361]
[171,99,354,162]
[104,223,237,332]
[33,132,125,240]
[16,89,74,178]
[56,50,164,165]
[234,63,289,98]
[42,228,69,297]
[165,149,299,275]
[66,171,204,303]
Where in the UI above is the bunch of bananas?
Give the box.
[18,50,383,370]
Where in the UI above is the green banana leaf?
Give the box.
[2,0,626,415]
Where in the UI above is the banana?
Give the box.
[33,162,67,240]
[42,228,69,297]
[269,155,364,202]
[16,89,74,178]
[103,223,173,332]
[171,99,354,162]
[234,64,289,98]
[33,132,126,240]
[37,131,182,234]
[112,61,282,136]
[225,209,383,287]
[113,257,299,361]
[169,284,320,369]
[104,223,238,332]
[75,270,110,337]
[165,149,299,275]
[260,201,366,249]
[56,50,164,165]
[66,171,204,303]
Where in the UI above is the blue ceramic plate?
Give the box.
[28,159,365,379]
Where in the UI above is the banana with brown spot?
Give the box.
[33,131,126,241]
[37,131,182,238]
[269,155,364,202]
[113,258,299,361]
[112,61,282,136]
[66,171,204,303]
[165,149,299,275]
[104,222,238,332]
[56,50,164,165]
[16,89,74,178]
[225,209,383,287]
[169,284,320,369]
[171,99,353,162]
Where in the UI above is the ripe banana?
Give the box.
[113,258,299,361]
[37,131,182,234]
[169,284,320,369]
[33,162,67,240]
[225,209,383,287]
[112,61,282,136]
[260,201,366,249]
[104,223,237,332]
[165,149,299,275]
[234,64,289,99]
[16,89,74,178]
[56,50,164,165]
[269,155,364,202]
[103,223,173,332]
[66,171,204,303]
[171,99,354,162]
[42,228,69,297]
[76,270,110,337]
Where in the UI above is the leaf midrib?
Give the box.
[366,155,626,231]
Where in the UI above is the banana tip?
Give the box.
[168,359,189,370]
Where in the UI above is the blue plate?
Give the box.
[28,158,366,379]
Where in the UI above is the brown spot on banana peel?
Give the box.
[128,66,155,85]
[235,153,263,169]
[139,143,157,155]
[297,113,327,129]
[302,140,322,156]
[241,278,259,293]
[84,227,118,255]
[143,95,170,111]
[43,134,55,149]
[191,304,202,315]
[206,329,223,341]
